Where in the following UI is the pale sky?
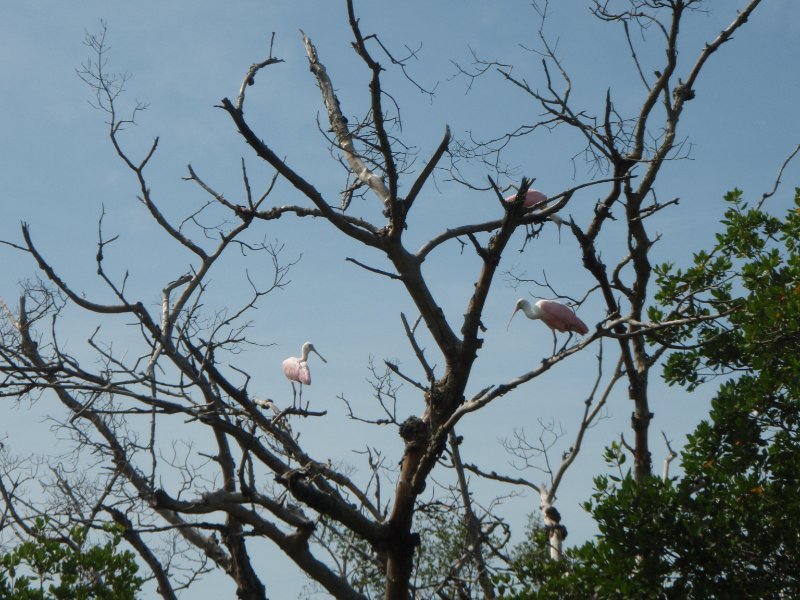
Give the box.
[2,2,799,597]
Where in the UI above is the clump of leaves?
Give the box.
[0,519,142,600]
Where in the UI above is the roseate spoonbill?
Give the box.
[505,189,564,239]
[283,342,326,406]
[505,188,548,209]
[507,298,589,335]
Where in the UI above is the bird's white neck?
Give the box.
[521,302,542,321]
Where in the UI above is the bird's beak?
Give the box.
[312,348,327,363]
[507,306,521,331]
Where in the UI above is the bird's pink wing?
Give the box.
[522,190,547,209]
[283,357,302,383]
[538,300,588,334]
[297,361,311,385]
[568,314,589,335]
[504,189,547,209]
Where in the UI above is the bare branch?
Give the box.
[759,142,800,209]
[302,30,391,206]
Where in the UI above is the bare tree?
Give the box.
[0,1,764,598]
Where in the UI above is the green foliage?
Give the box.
[653,188,800,390]
[494,516,589,599]
[503,189,800,598]
[0,520,142,600]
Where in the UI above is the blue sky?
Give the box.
[2,1,799,597]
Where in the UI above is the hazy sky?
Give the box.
[2,1,799,597]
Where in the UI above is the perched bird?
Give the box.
[283,342,326,406]
[507,298,589,335]
[505,188,549,209]
[544,506,562,524]
[504,189,564,239]
[540,489,568,560]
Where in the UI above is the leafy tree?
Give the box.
[502,188,800,598]
[0,520,142,600]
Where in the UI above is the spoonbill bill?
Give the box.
[283,342,326,406]
[507,298,589,335]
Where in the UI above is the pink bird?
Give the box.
[507,298,589,335]
[283,342,326,405]
[504,189,564,239]
[504,188,548,209]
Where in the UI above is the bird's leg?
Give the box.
[298,382,304,408]
[291,381,298,409]
[551,330,558,356]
